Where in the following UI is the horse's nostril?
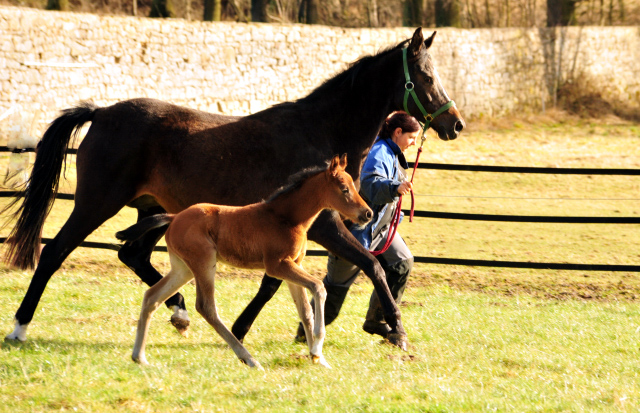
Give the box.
[365,210,373,220]
[455,120,464,132]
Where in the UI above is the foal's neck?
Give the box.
[267,173,328,230]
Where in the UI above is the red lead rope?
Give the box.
[370,146,422,256]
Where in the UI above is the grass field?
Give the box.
[0,112,639,411]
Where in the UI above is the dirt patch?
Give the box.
[408,267,640,302]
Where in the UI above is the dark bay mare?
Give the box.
[3,28,464,350]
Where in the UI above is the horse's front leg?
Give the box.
[308,210,408,351]
[118,207,190,336]
[231,274,283,342]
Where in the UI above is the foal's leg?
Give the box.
[132,253,193,365]
[191,253,262,369]
[118,206,190,336]
[286,282,330,368]
[267,259,329,367]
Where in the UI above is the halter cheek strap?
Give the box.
[402,47,455,138]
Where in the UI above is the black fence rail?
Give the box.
[0,147,638,272]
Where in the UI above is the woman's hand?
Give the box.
[397,181,413,196]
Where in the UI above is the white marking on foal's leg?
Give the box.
[170,305,190,337]
[310,285,331,369]
[5,319,28,342]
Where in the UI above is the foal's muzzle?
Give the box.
[358,208,373,225]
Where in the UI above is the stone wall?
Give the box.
[1,6,639,140]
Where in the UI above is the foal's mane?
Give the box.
[265,162,330,204]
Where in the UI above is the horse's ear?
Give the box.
[424,31,436,50]
[408,27,424,57]
[339,153,348,169]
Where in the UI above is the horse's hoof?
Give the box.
[387,333,408,351]
[170,312,190,338]
[311,355,332,368]
[362,320,391,338]
[5,321,28,342]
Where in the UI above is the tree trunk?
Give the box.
[204,0,222,21]
[149,0,176,17]
[404,0,424,26]
[547,0,577,26]
[368,0,379,27]
[46,0,69,11]
[299,0,319,24]
[435,0,460,27]
[251,0,268,22]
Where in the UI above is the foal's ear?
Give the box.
[408,27,425,57]
[339,153,348,169]
[329,155,341,176]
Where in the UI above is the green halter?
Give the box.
[402,47,455,143]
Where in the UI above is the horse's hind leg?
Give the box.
[191,254,262,369]
[132,252,193,365]
[231,274,282,342]
[118,207,190,336]
[6,204,122,341]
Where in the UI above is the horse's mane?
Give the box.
[265,161,330,203]
[296,39,410,104]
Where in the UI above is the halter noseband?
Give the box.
[402,47,455,142]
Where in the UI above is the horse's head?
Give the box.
[326,154,372,226]
[398,27,465,141]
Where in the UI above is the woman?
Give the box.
[297,111,420,340]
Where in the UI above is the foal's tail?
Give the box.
[116,214,174,243]
[2,101,99,269]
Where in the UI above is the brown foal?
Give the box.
[116,155,372,369]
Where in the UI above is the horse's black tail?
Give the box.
[116,214,174,243]
[2,101,99,269]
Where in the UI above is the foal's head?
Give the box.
[324,154,372,226]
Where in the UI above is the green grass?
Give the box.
[0,113,639,411]
[1,266,639,411]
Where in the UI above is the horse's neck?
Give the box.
[267,174,327,230]
[303,52,401,171]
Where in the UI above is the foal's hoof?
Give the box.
[243,357,264,371]
[387,333,408,351]
[170,310,190,337]
[311,355,332,368]
[132,355,149,365]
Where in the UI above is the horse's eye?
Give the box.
[341,188,349,194]
[426,76,434,84]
